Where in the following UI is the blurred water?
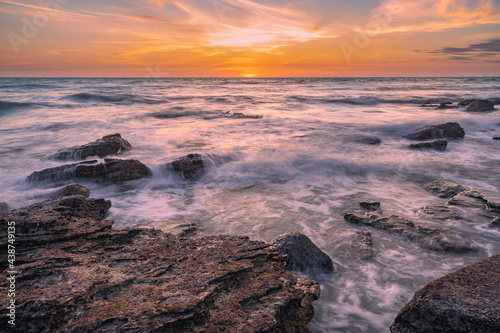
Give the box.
[1,77,499,332]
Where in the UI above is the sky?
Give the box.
[0,0,499,77]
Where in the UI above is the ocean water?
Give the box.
[1,77,499,332]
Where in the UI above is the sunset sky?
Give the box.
[1,0,499,77]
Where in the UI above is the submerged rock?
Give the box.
[12,195,111,220]
[271,232,334,274]
[458,99,477,106]
[465,99,495,112]
[494,137,500,140]
[424,180,466,198]
[409,140,447,150]
[491,217,500,228]
[344,208,473,253]
[0,202,9,214]
[417,205,462,220]
[448,189,500,213]
[46,133,132,160]
[359,200,381,211]
[52,183,90,198]
[437,102,456,109]
[171,154,204,179]
[404,122,465,141]
[27,158,151,183]
[223,111,263,119]
[351,136,382,145]
[331,230,373,261]
[0,205,320,332]
[390,255,500,333]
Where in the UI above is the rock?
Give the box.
[417,205,462,220]
[162,222,199,237]
[409,140,447,150]
[224,111,263,119]
[52,183,90,198]
[493,137,500,140]
[271,232,334,274]
[458,99,477,106]
[390,255,500,333]
[344,210,474,253]
[404,122,465,141]
[359,200,381,211]
[491,217,500,228]
[0,209,320,332]
[448,189,500,213]
[47,133,132,160]
[12,195,111,220]
[437,102,456,109]
[171,154,204,179]
[465,99,495,112]
[27,158,151,183]
[351,136,382,145]
[424,180,466,198]
[331,230,373,261]
[0,202,9,214]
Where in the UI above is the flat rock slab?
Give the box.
[404,122,465,141]
[424,180,466,198]
[417,205,462,221]
[27,158,151,183]
[390,255,500,333]
[0,211,320,332]
[46,133,132,160]
[448,189,500,213]
[344,209,474,253]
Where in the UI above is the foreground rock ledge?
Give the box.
[0,209,320,332]
[390,255,500,333]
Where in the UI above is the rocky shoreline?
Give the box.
[2,119,500,332]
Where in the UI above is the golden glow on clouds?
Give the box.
[0,0,499,76]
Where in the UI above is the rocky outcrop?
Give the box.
[403,122,465,141]
[12,195,111,220]
[424,180,466,198]
[46,133,132,160]
[465,99,495,112]
[271,232,334,274]
[51,183,90,198]
[171,154,204,179]
[409,140,447,150]
[0,202,9,214]
[344,205,474,253]
[27,158,151,183]
[0,201,320,333]
[448,189,500,213]
[390,255,500,333]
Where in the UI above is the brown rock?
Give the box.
[171,154,204,179]
[390,255,500,333]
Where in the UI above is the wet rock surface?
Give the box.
[27,158,151,183]
[403,122,465,141]
[448,189,500,213]
[359,200,381,211]
[0,202,9,214]
[171,154,204,179]
[424,180,466,198]
[344,205,474,253]
[46,133,132,160]
[271,232,334,274]
[331,230,373,261]
[0,201,320,333]
[390,255,500,333]
[51,183,90,198]
[409,140,447,150]
[417,205,462,220]
[465,99,495,112]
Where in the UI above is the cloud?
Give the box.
[436,38,500,54]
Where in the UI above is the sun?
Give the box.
[241,73,260,78]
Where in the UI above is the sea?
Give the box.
[1,77,499,332]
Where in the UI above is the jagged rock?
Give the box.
[344,210,473,253]
[171,154,204,179]
[359,200,381,211]
[448,189,500,213]
[351,136,382,145]
[0,202,9,214]
[271,232,334,274]
[465,99,495,112]
[424,180,466,198]
[410,140,447,150]
[390,255,500,333]
[491,217,500,228]
[0,209,320,332]
[52,184,90,198]
[46,134,132,160]
[12,195,111,220]
[27,159,151,183]
[404,122,465,141]
[417,205,462,220]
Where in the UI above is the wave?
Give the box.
[62,93,168,105]
[0,100,49,114]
